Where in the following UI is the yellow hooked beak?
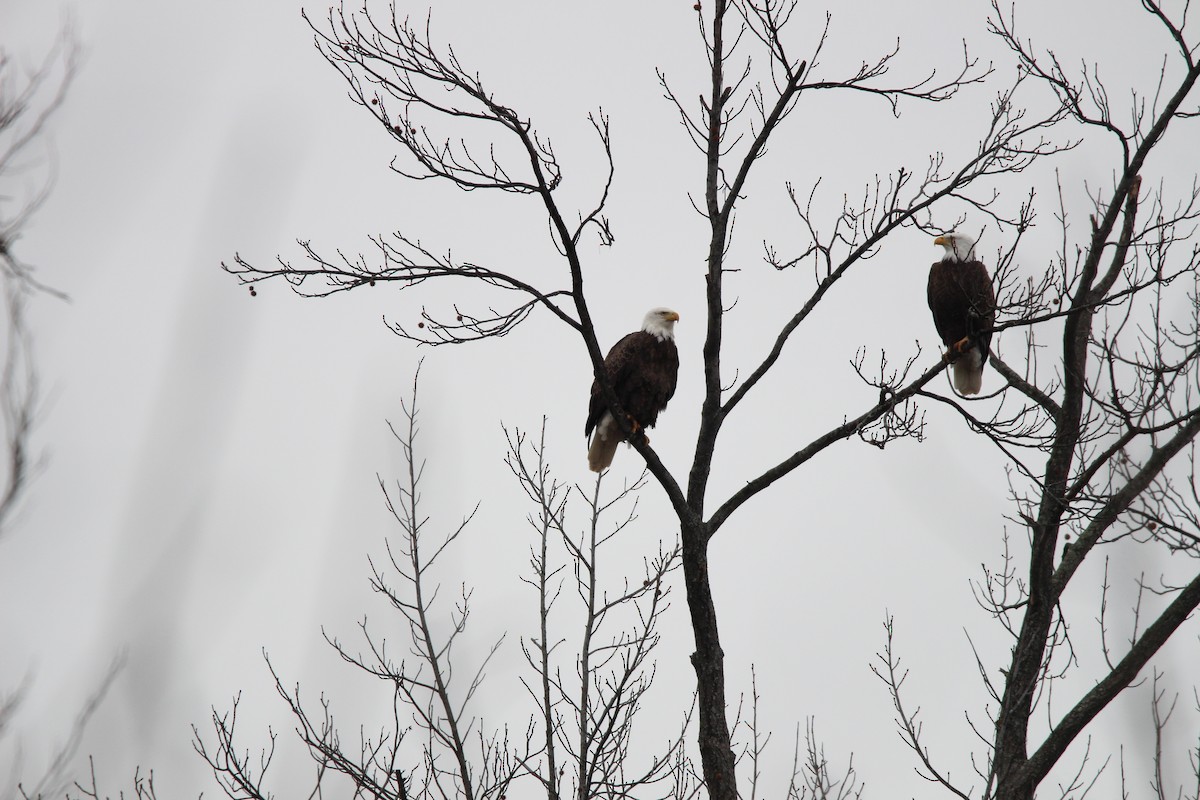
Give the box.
[665,310,681,322]
[933,236,948,247]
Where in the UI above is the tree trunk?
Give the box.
[682,524,737,800]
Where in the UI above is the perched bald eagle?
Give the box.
[928,232,995,395]
[586,308,680,472]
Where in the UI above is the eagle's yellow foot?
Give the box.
[943,336,971,362]
[623,415,651,445]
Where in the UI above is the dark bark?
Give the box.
[683,3,738,795]
[990,177,1135,800]
[987,29,1200,791]
[1020,569,1200,792]
[681,523,737,800]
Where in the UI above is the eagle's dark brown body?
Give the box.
[586,330,679,437]
[586,320,679,472]
[927,257,995,394]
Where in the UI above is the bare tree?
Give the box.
[196,368,689,799]
[1,24,152,800]
[0,23,136,800]
[506,423,694,800]
[223,0,1200,797]
[0,22,75,540]
[866,3,1200,797]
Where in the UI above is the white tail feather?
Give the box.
[587,413,621,472]
[952,350,984,395]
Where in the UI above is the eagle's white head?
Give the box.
[934,232,977,263]
[642,307,681,342]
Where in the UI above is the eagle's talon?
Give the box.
[943,336,972,362]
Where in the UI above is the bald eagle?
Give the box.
[928,232,995,395]
[586,308,680,472]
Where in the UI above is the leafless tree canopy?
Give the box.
[0,24,75,541]
[0,24,136,800]
[220,1,1200,798]
[195,369,694,799]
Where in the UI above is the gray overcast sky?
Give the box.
[1,0,1197,796]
